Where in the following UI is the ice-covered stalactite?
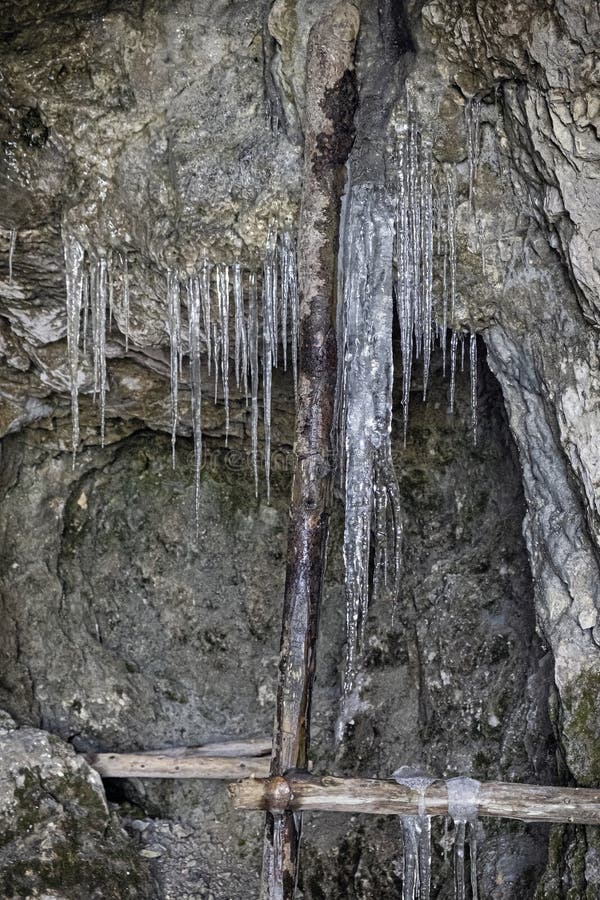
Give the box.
[262,230,278,501]
[465,98,481,214]
[187,275,203,529]
[213,321,220,404]
[447,777,481,900]
[63,231,85,456]
[90,256,108,446]
[338,182,401,713]
[278,230,299,385]
[200,258,212,376]
[8,228,16,284]
[233,262,244,389]
[421,148,434,400]
[107,253,114,332]
[449,329,459,413]
[395,117,434,439]
[470,333,478,445]
[441,250,448,376]
[393,771,435,900]
[81,268,90,357]
[446,171,457,321]
[396,140,414,446]
[216,264,230,441]
[166,268,181,467]
[248,271,260,495]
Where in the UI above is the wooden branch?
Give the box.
[87,753,270,780]
[232,775,600,826]
[84,738,271,779]
[132,738,272,758]
[262,4,360,898]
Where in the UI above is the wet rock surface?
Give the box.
[0,354,554,898]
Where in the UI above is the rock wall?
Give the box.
[0,0,599,897]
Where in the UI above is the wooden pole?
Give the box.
[87,753,270,780]
[262,4,360,898]
[232,774,600,826]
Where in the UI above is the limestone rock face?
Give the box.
[1,1,600,898]
[0,713,157,899]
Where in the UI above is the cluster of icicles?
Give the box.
[393,770,481,900]
[63,228,299,522]
[62,99,483,693]
[338,100,483,713]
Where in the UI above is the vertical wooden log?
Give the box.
[260,4,360,898]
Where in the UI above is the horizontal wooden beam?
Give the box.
[85,738,271,780]
[229,774,600,826]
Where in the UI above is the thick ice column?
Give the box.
[338,182,401,715]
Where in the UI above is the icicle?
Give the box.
[248,271,260,496]
[167,268,181,467]
[449,330,459,413]
[262,229,277,501]
[63,231,85,457]
[396,138,413,446]
[122,253,130,352]
[338,182,401,715]
[187,275,203,530]
[217,264,230,442]
[446,172,457,322]
[213,321,220,404]
[234,261,244,389]
[442,250,448,377]
[288,237,299,402]
[107,252,114,332]
[200,258,212,375]
[393,771,435,900]
[470,332,478,445]
[447,777,481,900]
[421,147,434,401]
[90,255,108,446]
[8,229,17,284]
[81,269,90,357]
[461,333,465,373]
[465,98,481,214]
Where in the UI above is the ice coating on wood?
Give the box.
[63,230,85,457]
[338,181,402,709]
[447,777,481,900]
[392,770,435,900]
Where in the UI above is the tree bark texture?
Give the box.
[261,4,360,898]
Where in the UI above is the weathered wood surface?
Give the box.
[87,753,270,780]
[85,737,271,779]
[232,775,600,826]
[262,3,360,899]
